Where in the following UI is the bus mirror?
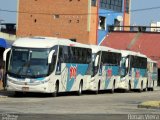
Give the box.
[94,55,99,67]
[120,61,122,67]
[48,50,55,64]
[125,58,129,68]
[3,48,11,62]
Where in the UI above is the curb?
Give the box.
[138,101,160,109]
[138,105,160,109]
[0,95,8,98]
[0,90,8,98]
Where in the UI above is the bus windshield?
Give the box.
[8,47,50,78]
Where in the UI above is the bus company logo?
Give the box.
[135,70,140,79]
[107,69,112,78]
[69,65,77,79]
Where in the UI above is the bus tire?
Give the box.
[150,87,154,91]
[151,81,154,91]
[14,91,22,97]
[128,81,131,92]
[77,81,83,96]
[111,81,115,94]
[95,81,100,94]
[52,82,59,97]
[144,81,148,92]
[138,82,143,93]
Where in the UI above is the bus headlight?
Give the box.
[40,78,50,84]
[8,78,14,82]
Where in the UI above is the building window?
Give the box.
[100,0,122,12]
[125,0,130,13]
[76,20,80,23]
[99,16,106,30]
[69,20,72,23]
[91,0,97,6]
[114,19,121,30]
[53,14,60,19]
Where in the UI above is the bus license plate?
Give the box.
[22,87,29,91]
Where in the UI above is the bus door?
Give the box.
[56,46,68,91]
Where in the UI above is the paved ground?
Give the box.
[0,90,160,120]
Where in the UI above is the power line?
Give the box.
[0,6,160,16]
[130,6,160,12]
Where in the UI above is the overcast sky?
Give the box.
[0,0,160,26]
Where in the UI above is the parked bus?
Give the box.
[147,58,158,91]
[118,50,148,92]
[88,45,121,93]
[3,37,92,96]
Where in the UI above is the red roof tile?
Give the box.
[101,32,137,50]
[101,32,160,67]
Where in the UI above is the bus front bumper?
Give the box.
[6,81,52,93]
[117,80,128,90]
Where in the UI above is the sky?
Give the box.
[131,0,160,26]
[0,0,17,23]
[0,0,160,26]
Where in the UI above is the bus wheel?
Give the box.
[78,81,83,96]
[151,81,154,91]
[139,82,143,93]
[128,81,131,92]
[150,87,154,91]
[111,82,115,93]
[144,82,148,92]
[14,91,22,97]
[52,82,59,97]
[95,81,100,94]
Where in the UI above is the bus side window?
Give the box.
[69,47,74,63]
[59,47,63,62]
[79,49,83,63]
[63,46,68,63]
[56,46,63,74]
[87,49,92,63]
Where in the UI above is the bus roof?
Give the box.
[13,37,91,49]
[147,58,157,63]
[121,50,147,58]
[91,45,121,54]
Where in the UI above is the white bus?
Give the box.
[3,37,92,96]
[88,45,122,93]
[147,58,158,91]
[118,50,148,92]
